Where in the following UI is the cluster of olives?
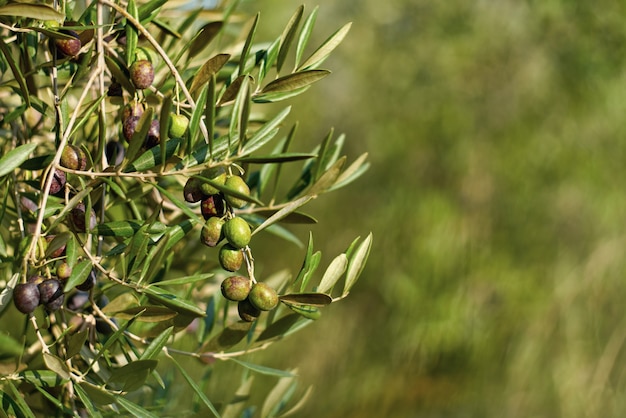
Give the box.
[13,237,95,315]
[221,276,279,322]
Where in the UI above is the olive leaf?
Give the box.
[261,70,330,94]
[0,143,37,178]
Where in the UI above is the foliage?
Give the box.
[0,0,370,416]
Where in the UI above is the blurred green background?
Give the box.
[239,0,626,417]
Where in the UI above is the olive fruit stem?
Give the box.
[243,246,257,284]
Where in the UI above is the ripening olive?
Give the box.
[122,115,140,142]
[200,217,224,247]
[223,175,250,209]
[49,169,66,195]
[70,202,97,232]
[13,283,40,314]
[38,278,64,311]
[237,298,261,322]
[169,114,189,138]
[219,244,244,272]
[201,194,226,219]
[248,282,279,311]
[130,60,154,89]
[60,144,88,170]
[56,261,72,281]
[145,119,160,149]
[52,30,81,58]
[223,217,251,249]
[221,276,252,301]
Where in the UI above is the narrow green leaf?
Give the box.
[0,273,19,318]
[65,234,78,268]
[5,382,36,418]
[256,314,302,343]
[140,326,173,360]
[123,138,181,173]
[66,329,89,358]
[77,382,115,406]
[298,22,352,71]
[126,0,139,68]
[221,376,254,418]
[300,252,322,292]
[92,220,142,237]
[295,6,319,68]
[194,174,264,206]
[279,293,332,307]
[169,355,220,417]
[138,0,168,23]
[283,302,321,320]
[153,272,214,287]
[307,156,346,196]
[105,54,134,94]
[116,396,160,418]
[219,74,246,106]
[252,195,313,236]
[240,106,291,156]
[43,353,70,380]
[189,21,223,59]
[101,292,139,315]
[68,95,107,139]
[0,143,37,178]
[277,5,304,73]
[74,384,104,416]
[109,359,158,392]
[19,370,67,388]
[0,37,31,106]
[343,232,373,295]
[253,86,311,103]
[258,38,280,84]
[64,259,92,291]
[228,358,296,378]
[328,152,370,192]
[0,3,63,20]
[141,286,206,317]
[317,253,348,294]
[206,73,217,154]
[111,306,177,322]
[262,70,330,94]
[188,85,208,148]
[261,373,297,418]
[239,13,260,75]
[235,152,316,164]
[190,53,230,96]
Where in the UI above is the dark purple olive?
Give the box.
[237,298,260,322]
[52,30,81,58]
[107,80,123,97]
[183,177,205,203]
[105,140,125,165]
[13,283,40,314]
[145,119,160,148]
[122,115,140,142]
[49,168,66,195]
[201,194,226,219]
[38,279,63,305]
[70,202,97,232]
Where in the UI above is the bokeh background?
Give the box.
[241,1,626,417]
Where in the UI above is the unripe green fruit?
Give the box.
[248,282,279,311]
[60,145,88,170]
[199,167,226,195]
[200,217,224,247]
[13,283,40,314]
[130,59,154,89]
[219,244,244,272]
[238,298,261,322]
[223,176,250,208]
[201,194,226,219]
[57,262,72,281]
[221,276,252,301]
[223,217,251,249]
[169,114,189,138]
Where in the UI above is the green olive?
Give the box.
[223,217,251,249]
[223,175,250,209]
[168,114,189,138]
[221,276,252,301]
[199,167,227,196]
[218,244,244,272]
[248,282,278,311]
